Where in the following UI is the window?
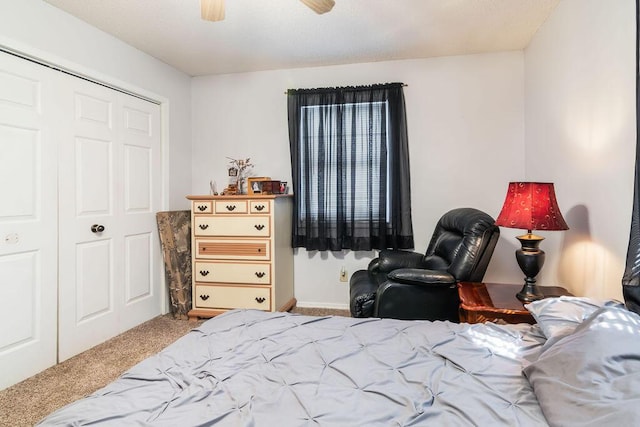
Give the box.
[287,83,414,251]
[299,101,390,222]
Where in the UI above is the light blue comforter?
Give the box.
[38,309,550,426]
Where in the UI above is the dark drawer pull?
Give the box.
[200,270,209,276]
[197,205,207,211]
[255,297,266,304]
[255,205,265,211]
[226,205,236,211]
[91,224,105,233]
[199,224,209,230]
[255,272,265,278]
[254,224,265,231]
[200,294,210,301]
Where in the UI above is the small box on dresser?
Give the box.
[187,194,296,320]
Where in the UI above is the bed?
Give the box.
[38,297,640,426]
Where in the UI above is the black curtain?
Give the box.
[287,83,414,251]
[622,0,640,314]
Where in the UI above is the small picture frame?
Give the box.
[248,177,271,194]
[259,180,281,195]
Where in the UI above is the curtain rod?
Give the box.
[284,83,407,95]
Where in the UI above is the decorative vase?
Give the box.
[237,175,245,195]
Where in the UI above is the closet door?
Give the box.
[0,53,57,389]
[118,93,162,331]
[57,75,162,361]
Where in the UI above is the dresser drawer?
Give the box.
[214,200,248,214]
[196,238,270,260]
[250,200,271,214]
[194,285,270,310]
[195,261,271,284]
[192,200,212,214]
[194,216,271,237]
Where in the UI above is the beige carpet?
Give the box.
[0,307,348,427]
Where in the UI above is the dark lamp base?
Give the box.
[516,284,545,303]
[514,232,546,303]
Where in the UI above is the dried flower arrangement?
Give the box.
[225,157,254,194]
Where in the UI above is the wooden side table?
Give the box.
[458,282,572,324]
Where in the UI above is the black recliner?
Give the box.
[349,208,500,321]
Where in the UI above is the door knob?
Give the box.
[91,224,105,233]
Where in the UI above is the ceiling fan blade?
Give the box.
[300,0,335,15]
[201,0,225,22]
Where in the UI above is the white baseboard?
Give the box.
[295,301,350,310]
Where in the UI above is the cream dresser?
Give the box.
[186,195,296,320]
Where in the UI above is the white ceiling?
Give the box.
[43,0,560,77]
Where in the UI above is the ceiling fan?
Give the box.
[200,0,335,22]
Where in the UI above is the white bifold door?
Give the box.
[0,51,163,388]
[56,73,162,361]
[0,53,58,389]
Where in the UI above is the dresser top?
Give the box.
[187,194,293,200]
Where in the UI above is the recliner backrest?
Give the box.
[423,208,500,282]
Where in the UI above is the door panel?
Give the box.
[75,92,113,128]
[58,75,162,360]
[0,252,38,347]
[75,239,113,323]
[0,124,38,217]
[124,144,151,211]
[125,232,152,303]
[118,94,161,330]
[0,53,57,390]
[76,136,113,215]
[57,76,120,361]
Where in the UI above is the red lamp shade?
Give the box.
[495,182,569,233]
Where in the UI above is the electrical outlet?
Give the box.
[339,267,348,282]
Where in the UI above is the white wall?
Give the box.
[192,52,525,308]
[4,0,631,308]
[524,0,635,301]
[0,0,192,210]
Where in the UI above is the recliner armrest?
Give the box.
[374,273,460,321]
[376,250,425,273]
[349,270,379,318]
[386,268,456,286]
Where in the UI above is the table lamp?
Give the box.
[495,182,569,302]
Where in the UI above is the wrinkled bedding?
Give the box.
[38,310,549,426]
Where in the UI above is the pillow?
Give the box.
[525,296,623,343]
[524,305,640,426]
